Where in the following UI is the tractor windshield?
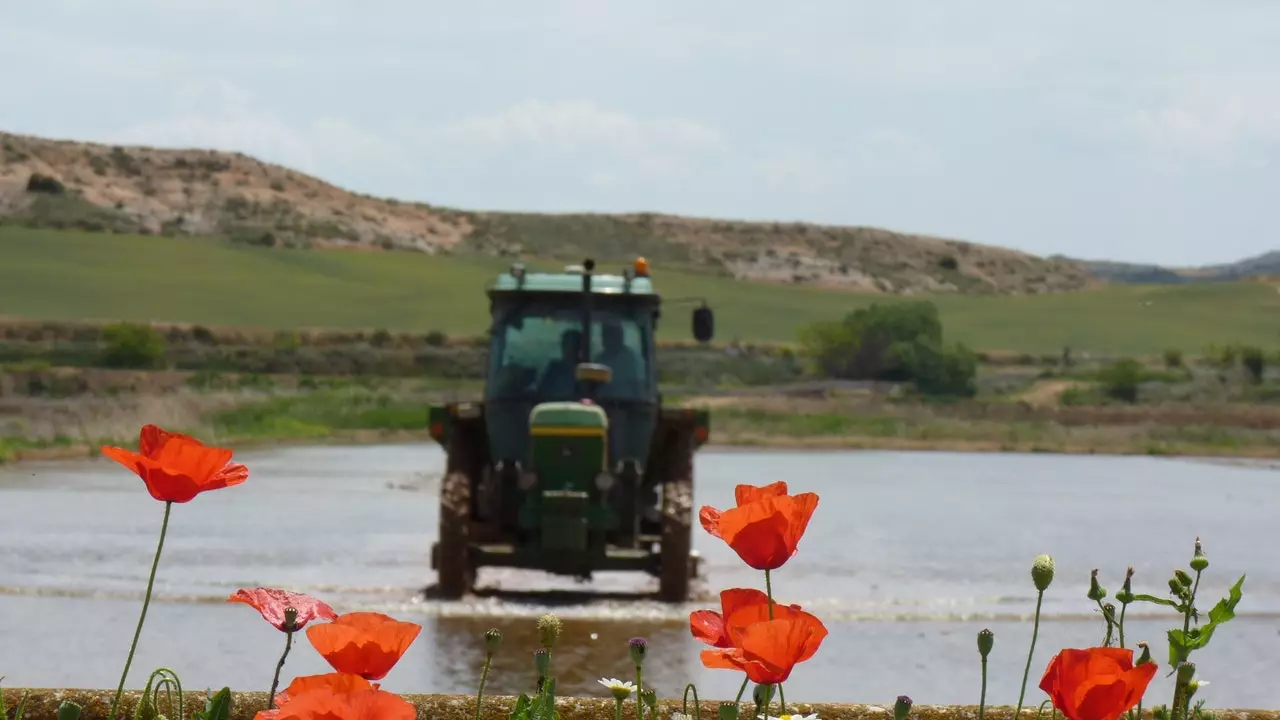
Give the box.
[486,297,655,401]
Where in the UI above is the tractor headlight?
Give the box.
[518,471,538,490]
[594,472,615,492]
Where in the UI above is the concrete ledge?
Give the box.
[3,689,1278,720]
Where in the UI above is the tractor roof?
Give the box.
[489,261,657,296]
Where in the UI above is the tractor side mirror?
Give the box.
[692,306,714,342]
[575,362,612,385]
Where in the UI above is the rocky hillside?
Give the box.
[0,130,1096,295]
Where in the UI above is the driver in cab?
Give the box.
[595,320,642,397]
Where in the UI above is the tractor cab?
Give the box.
[427,257,714,601]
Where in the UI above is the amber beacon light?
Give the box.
[633,257,650,277]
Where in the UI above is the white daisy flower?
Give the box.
[759,714,820,720]
[598,677,636,701]
[671,713,695,720]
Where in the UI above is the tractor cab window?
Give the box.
[487,301,654,401]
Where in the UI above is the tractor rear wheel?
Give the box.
[436,469,474,599]
[658,432,694,603]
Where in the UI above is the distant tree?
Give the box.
[1099,358,1143,403]
[100,323,165,369]
[798,300,976,397]
[1241,346,1266,383]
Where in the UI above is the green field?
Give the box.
[4,226,1280,355]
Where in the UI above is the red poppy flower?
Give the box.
[1039,647,1157,720]
[227,588,338,632]
[699,614,828,685]
[699,481,819,570]
[305,612,422,681]
[690,587,812,649]
[272,672,376,710]
[101,424,248,503]
[267,685,415,720]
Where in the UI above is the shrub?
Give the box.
[100,323,166,369]
[1098,358,1143,403]
[25,173,66,194]
[796,300,976,396]
[1241,346,1266,383]
[1163,348,1183,369]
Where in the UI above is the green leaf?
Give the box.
[531,678,557,720]
[55,702,83,720]
[507,693,533,720]
[1132,593,1180,609]
[192,688,232,720]
[1185,574,1245,653]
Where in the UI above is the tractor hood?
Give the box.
[529,401,609,446]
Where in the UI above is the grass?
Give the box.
[5,226,1280,355]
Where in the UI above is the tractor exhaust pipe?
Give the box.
[580,258,596,400]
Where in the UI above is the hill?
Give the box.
[1059,249,1280,285]
[4,226,1280,355]
[0,130,1096,296]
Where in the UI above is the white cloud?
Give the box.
[1128,78,1280,161]
[108,78,413,184]
[428,100,725,157]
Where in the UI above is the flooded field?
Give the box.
[1,445,1277,707]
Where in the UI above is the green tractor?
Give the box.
[427,257,715,602]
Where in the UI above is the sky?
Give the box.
[1,1,1276,267]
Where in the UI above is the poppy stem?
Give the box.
[978,653,988,720]
[474,653,492,720]
[682,683,701,720]
[760,568,788,714]
[267,629,293,709]
[1118,603,1127,649]
[108,501,172,720]
[733,676,749,705]
[1013,588,1045,720]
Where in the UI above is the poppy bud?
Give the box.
[894,695,913,720]
[533,648,550,678]
[718,702,740,720]
[977,628,994,659]
[56,701,83,720]
[1191,537,1209,572]
[642,688,657,709]
[283,607,298,633]
[1136,642,1152,666]
[1102,603,1117,627]
[1116,568,1135,605]
[1031,554,1055,592]
[1087,569,1106,601]
[629,637,648,667]
[1174,569,1193,589]
[752,683,774,708]
[537,613,562,649]
[1168,577,1184,597]
[484,628,503,654]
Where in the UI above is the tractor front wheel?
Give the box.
[436,469,474,599]
[658,434,695,602]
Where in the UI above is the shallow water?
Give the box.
[1,445,1277,707]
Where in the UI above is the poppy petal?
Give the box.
[698,505,724,538]
[101,446,145,476]
[690,610,728,648]
[718,504,793,570]
[735,482,789,506]
[134,457,206,503]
